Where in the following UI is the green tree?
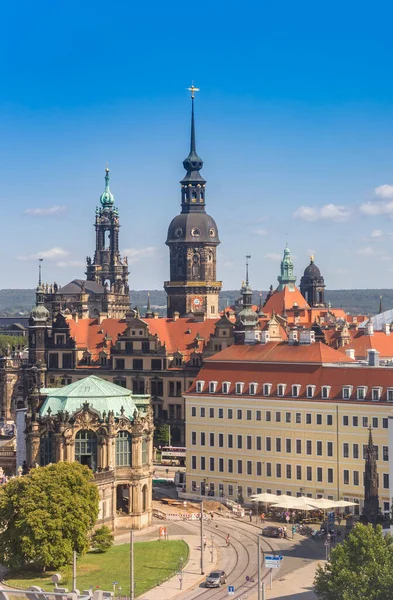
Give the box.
[0,334,27,355]
[314,523,393,600]
[91,526,114,553]
[156,424,170,445]
[0,462,99,571]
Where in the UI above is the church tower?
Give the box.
[86,168,130,316]
[277,245,297,291]
[300,255,326,307]
[164,87,221,318]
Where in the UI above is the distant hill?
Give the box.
[0,288,388,318]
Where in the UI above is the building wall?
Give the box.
[185,394,391,514]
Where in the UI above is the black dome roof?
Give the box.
[166,212,220,245]
[303,259,321,279]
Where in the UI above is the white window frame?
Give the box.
[306,385,316,398]
[292,384,301,397]
[372,387,382,401]
[342,386,352,400]
[222,381,230,394]
[208,381,217,393]
[196,380,205,393]
[277,383,287,397]
[321,386,331,399]
[263,383,272,396]
[356,386,367,400]
[388,388,393,402]
[249,382,258,395]
[235,382,244,395]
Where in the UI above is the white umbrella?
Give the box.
[334,500,356,507]
[307,498,339,510]
[250,492,279,503]
[271,495,314,510]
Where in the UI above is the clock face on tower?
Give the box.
[191,296,203,310]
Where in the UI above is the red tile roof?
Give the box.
[143,317,218,356]
[68,318,127,361]
[263,286,310,314]
[338,331,393,359]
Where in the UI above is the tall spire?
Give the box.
[245,255,251,286]
[362,427,379,525]
[189,86,197,154]
[181,84,205,209]
[38,258,43,287]
[277,244,297,291]
[100,167,115,209]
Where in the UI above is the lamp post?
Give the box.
[325,533,331,561]
[210,534,214,563]
[200,500,205,575]
[177,556,184,589]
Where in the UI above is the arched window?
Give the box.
[40,431,55,466]
[142,484,148,512]
[116,431,132,467]
[75,430,97,471]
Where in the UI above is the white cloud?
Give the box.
[360,201,393,216]
[370,229,383,238]
[356,246,390,260]
[56,260,85,268]
[123,246,157,263]
[375,184,393,198]
[253,228,268,236]
[17,247,70,261]
[293,204,350,222]
[357,246,376,256]
[264,252,282,261]
[24,205,67,216]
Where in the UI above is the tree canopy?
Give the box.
[314,524,393,600]
[0,462,99,571]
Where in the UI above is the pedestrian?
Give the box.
[260,512,265,523]
[210,511,214,520]
[283,525,287,539]
[203,534,207,549]
[249,509,252,522]
[292,524,296,539]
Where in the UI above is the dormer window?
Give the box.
[235,382,244,395]
[322,386,331,399]
[292,385,301,398]
[249,382,258,395]
[372,387,381,401]
[209,381,217,393]
[306,385,316,398]
[278,384,287,397]
[387,388,393,402]
[342,386,352,400]
[222,381,230,394]
[357,386,367,400]
[263,383,272,396]
[196,380,204,393]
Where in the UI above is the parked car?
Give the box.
[205,570,227,587]
[262,526,281,538]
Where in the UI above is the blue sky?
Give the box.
[2,0,393,291]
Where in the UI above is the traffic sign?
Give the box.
[265,555,283,569]
[228,585,235,595]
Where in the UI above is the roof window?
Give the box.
[235,382,244,395]
[322,386,331,399]
[306,385,316,398]
[263,383,272,396]
[342,386,353,400]
[208,381,217,393]
[196,380,204,393]
[277,384,287,397]
[249,382,258,395]
[372,387,381,401]
[222,381,230,394]
[292,384,301,397]
[357,386,367,400]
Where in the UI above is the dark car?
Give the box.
[205,570,227,588]
[262,526,281,538]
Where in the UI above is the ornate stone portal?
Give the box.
[25,375,154,530]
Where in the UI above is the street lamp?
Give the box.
[210,535,214,563]
[325,533,331,561]
[177,556,184,590]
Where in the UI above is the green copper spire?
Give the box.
[277,244,297,291]
[100,167,115,208]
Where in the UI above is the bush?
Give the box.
[91,526,114,553]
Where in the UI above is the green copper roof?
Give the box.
[100,168,115,208]
[40,375,137,420]
[277,245,297,291]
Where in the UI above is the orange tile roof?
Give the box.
[263,286,310,314]
[206,341,353,364]
[338,331,393,359]
[68,318,127,361]
[143,317,218,356]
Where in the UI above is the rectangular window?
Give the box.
[322,387,330,399]
[343,415,349,426]
[247,409,252,420]
[343,443,349,458]
[228,459,233,473]
[247,461,252,475]
[228,434,233,449]
[343,470,349,485]
[218,433,224,447]
[372,417,378,428]
[237,409,243,420]
[353,416,358,427]
[191,431,196,445]
[383,446,389,461]
[266,437,272,451]
[328,468,333,483]
[237,435,243,449]
[256,436,262,451]
[296,413,301,424]
[132,359,143,370]
[353,443,359,459]
[388,389,393,402]
[353,471,359,486]
[237,460,243,474]
[276,411,281,422]
[218,408,224,418]
[362,416,368,427]
[306,413,312,425]
[209,407,214,418]
[200,407,205,417]
[307,466,312,481]
[209,457,215,471]
[151,358,162,370]
[286,438,292,453]
[296,465,302,480]
[219,458,224,472]
[114,358,125,370]
[200,432,205,446]
[286,412,291,423]
[276,463,282,478]
[266,463,272,477]
[256,410,261,421]
[62,354,72,369]
[343,387,350,399]
[327,441,333,457]
[191,407,196,417]
[306,440,312,455]
[286,464,292,479]
[227,408,233,420]
[383,418,388,429]
[200,456,205,471]
[317,467,323,482]
[384,474,389,489]
[191,456,196,470]
[247,436,252,450]
[257,462,262,476]
[316,440,322,456]
[276,438,282,452]
[316,414,322,425]
[327,415,333,426]
[228,484,234,496]
[372,388,380,401]
[266,411,271,422]
[209,433,215,447]
[296,439,302,454]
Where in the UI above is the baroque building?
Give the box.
[300,255,326,308]
[164,88,221,319]
[23,374,153,530]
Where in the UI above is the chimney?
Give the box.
[366,321,374,336]
[288,329,298,345]
[261,331,270,344]
[173,311,180,322]
[368,349,380,367]
[153,312,159,319]
[384,323,390,336]
[345,348,355,360]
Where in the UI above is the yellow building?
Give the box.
[184,340,393,515]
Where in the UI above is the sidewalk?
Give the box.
[248,560,323,600]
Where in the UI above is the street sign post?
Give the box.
[264,555,283,589]
[228,585,235,595]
